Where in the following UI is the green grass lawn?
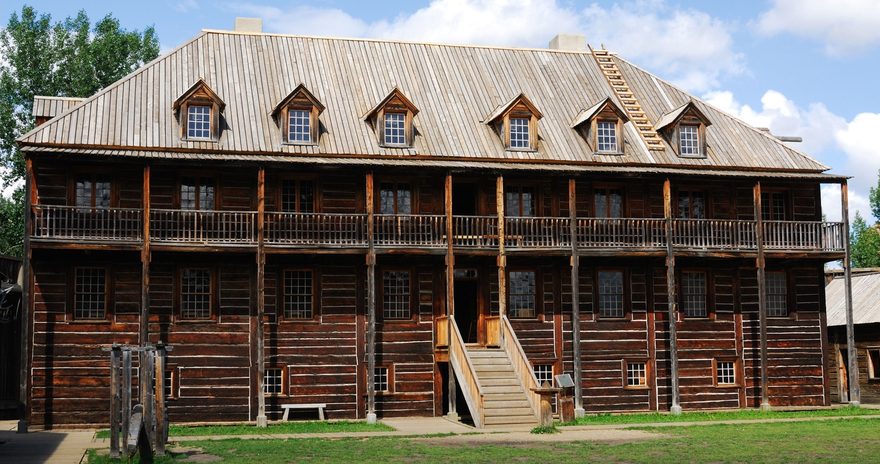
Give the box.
[94,420,394,439]
[88,417,880,463]
[561,405,880,426]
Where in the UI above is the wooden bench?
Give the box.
[281,403,327,421]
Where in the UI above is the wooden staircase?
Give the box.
[467,347,539,428]
[591,48,665,151]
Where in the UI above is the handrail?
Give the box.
[448,315,485,428]
[151,209,257,244]
[31,205,143,242]
[576,218,666,249]
[500,316,542,421]
[672,218,756,250]
[374,214,446,248]
[763,220,845,251]
[451,215,498,248]
[505,216,570,249]
[264,212,367,247]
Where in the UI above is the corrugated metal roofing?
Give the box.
[826,272,880,326]
[31,96,86,119]
[19,31,829,173]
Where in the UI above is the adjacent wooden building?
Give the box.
[16,22,858,429]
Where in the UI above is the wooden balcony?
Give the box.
[29,206,847,256]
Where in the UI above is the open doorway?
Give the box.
[838,349,849,403]
[453,183,477,215]
[454,268,480,344]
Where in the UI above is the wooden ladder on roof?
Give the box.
[590,47,665,151]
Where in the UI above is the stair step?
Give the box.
[484,415,539,426]
[470,359,511,367]
[482,385,526,394]
[482,392,527,400]
[478,377,520,387]
[484,407,535,417]
[473,370,516,379]
[484,400,532,409]
[467,349,506,356]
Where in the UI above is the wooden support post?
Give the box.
[140,164,151,347]
[496,175,506,341]
[366,172,377,424]
[110,346,121,458]
[122,349,132,445]
[18,157,34,433]
[154,345,166,456]
[142,348,155,447]
[841,180,860,406]
[444,174,458,419]
[663,178,682,415]
[754,182,771,411]
[256,167,268,427]
[568,178,584,417]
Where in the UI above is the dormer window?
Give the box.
[173,79,225,142]
[485,93,543,152]
[571,97,627,155]
[364,88,419,149]
[655,101,712,158]
[272,84,324,146]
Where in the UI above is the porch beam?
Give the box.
[366,171,378,423]
[568,178,584,417]
[444,174,458,419]
[256,167,267,427]
[841,180,860,406]
[663,178,682,415]
[754,181,771,411]
[139,164,152,417]
[496,175,506,333]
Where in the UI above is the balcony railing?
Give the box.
[151,209,256,245]
[31,205,143,243]
[30,205,847,254]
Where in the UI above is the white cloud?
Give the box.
[756,0,880,55]
[174,0,199,13]
[233,0,743,93]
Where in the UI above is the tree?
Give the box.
[870,169,880,222]
[850,211,880,268]
[0,5,158,256]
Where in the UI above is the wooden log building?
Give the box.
[15,20,859,429]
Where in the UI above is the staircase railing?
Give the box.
[448,315,485,428]
[499,316,542,421]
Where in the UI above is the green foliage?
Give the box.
[530,424,559,434]
[562,405,879,426]
[850,211,880,268]
[0,5,159,257]
[870,169,880,222]
[0,187,25,256]
[95,419,394,439]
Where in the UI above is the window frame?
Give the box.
[373,364,394,395]
[678,123,702,157]
[175,81,224,143]
[595,119,621,154]
[867,348,880,381]
[592,186,625,218]
[765,270,790,318]
[263,365,288,396]
[507,269,538,319]
[71,266,110,321]
[278,177,318,214]
[380,268,413,321]
[761,190,789,221]
[70,176,115,209]
[622,359,649,390]
[281,268,318,321]
[676,190,708,219]
[595,268,627,320]
[164,365,178,400]
[712,358,740,388]
[680,269,711,319]
[503,110,538,152]
[382,111,408,147]
[504,185,539,217]
[377,181,415,215]
[177,175,218,211]
[283,106,319,146]
[177,267,217,321]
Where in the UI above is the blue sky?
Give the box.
[4,0,880,220]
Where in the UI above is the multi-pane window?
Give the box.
[287,109,311,143]
[594,188,623,218]
[598,271,625,318]
[505,187,536,217]
[180,268,212,319]
[508,271,536,319]
[868,349,880,380]
[679,124,700,156]
[281,180,314,213]
[187,105,212,139]
[681,271,708,318]
[264,368,283,395]
[180,177,215,210]
[534,364,553,387]
[164,369,175,399]
[677,191,706,219]
[384,112,406,146]
[626,362,647,387]
[75,179,111,209]
[382,271,410,319]
[716,360,736,385]
[509,117,530,149]
[283,270,313,319]
[379,183,412,214]
[596,120,618,153]
[766,271,788,317]
[374,366,390,392]
[74,267,106,319]
[761,192,786,220]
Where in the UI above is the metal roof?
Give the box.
[19,30,829,173]
[826,272,880,326]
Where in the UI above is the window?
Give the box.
[187,105,212,139]
[164,369,175,399]
[281,180,314,213]
[681,271,708,318]
[180,268,212,319]
[382,271,411,319]
[868,349,880,380]
[374,366,390,393]
[75,179,111,209]
[287,109,312,143]
[509,117,530,149]
[677,191,706,219]
[679,124,701,156]
[384,112,406,146]
[283,270,314,319]
[533,364,553,387]
[598,271,625,318]
[508,271,536,319]
[74,267,106,319]
[505,187,536,217]
[264,367,284,395]
[626,362,647,388]
[180,177,215,210]
[596,120,618,153]
[379,183,412,215]
[594,188,623,218]
[716,360,736,386]
[761,192,786,221]
[766,271,788,317]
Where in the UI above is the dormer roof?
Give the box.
[570,97,629,128]
[484,93,543,125]
[654,101,711,132]
[271,84,325,118]
[173,78,225,113]
[363,87,419,121]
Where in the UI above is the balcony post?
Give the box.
[256,167,267,427]
[840,180,860,406]
[663,178,681,415]
[18,157,34,433]
[444,173,458,420]
[138,164,152,421]
[366,171,377,423]
[568,178,584,417]
[754,181,771,411]
[496,175,506,338]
